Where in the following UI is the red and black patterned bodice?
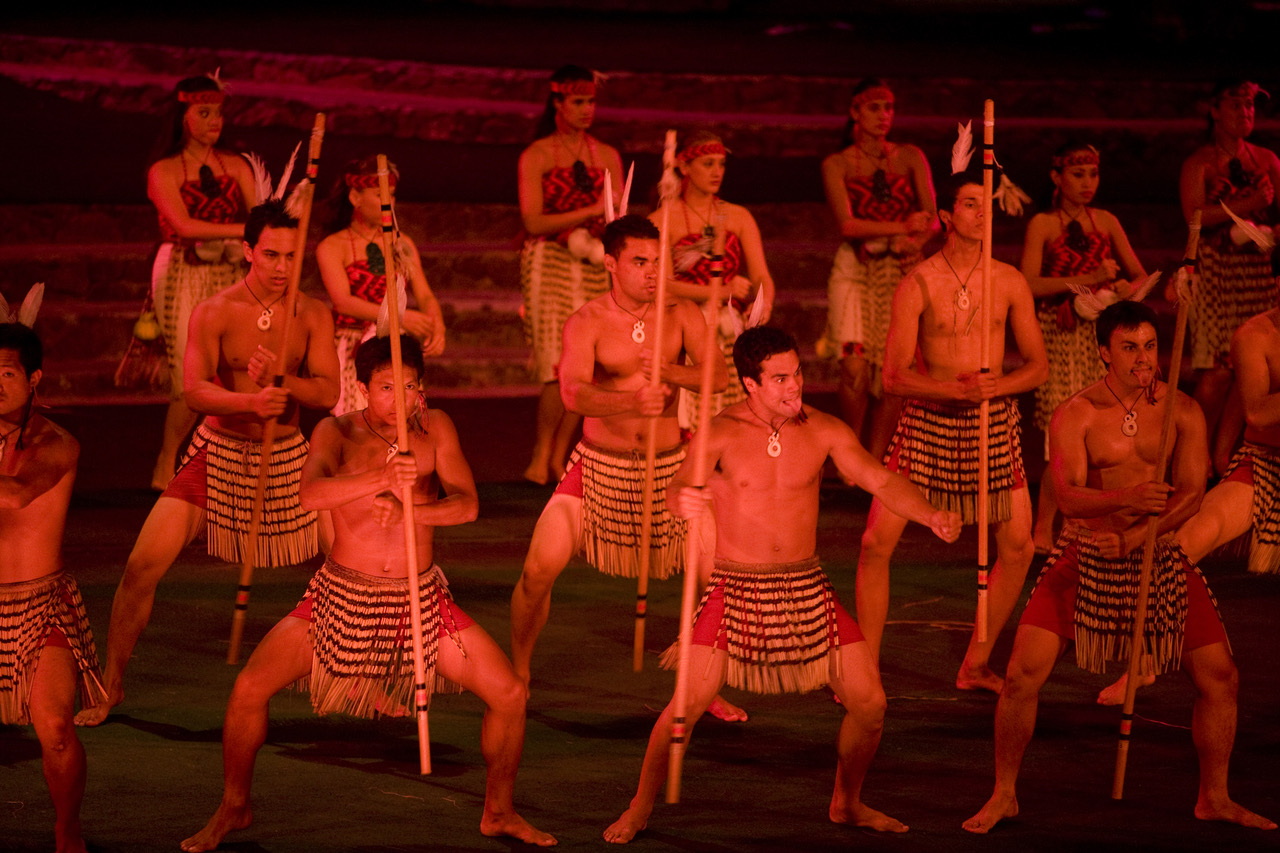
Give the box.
[845,171,917,224]
[1038,209,1113,327]
[543,166,606,243]
[157,152,248,262]
[1205,149,1275,237]
[335,260,386,329]
[673,230,745,285]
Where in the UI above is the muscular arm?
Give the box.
[1233,323,1280,429]
[1051,400,1131,519]
[656,301,729,393]
[880,274,962,401]
[184,302,258,416]
[828,417,949,533]
[299,417,392,510]
[0,432,77,510]
[281,307,340,411]
[993,270,1050,398]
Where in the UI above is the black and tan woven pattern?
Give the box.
[1190,240,1278,370]
[0,573,105,725]
[1223,441,1280,575]
[179,423,317,567]
[154,244,242,400]
[296,558,464,718]
[519,239,608,384]
[883,397,1025,525]
[568,440,687,580]
[826,241,916,373]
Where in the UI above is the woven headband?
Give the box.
[851,86,894,110]
[677,141,729,164]
[550,80,596,97]
[1052,147,1100,170]
[179,90,225,105]
[345,171,398,190]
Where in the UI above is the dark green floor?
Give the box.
[4,481,1280,852]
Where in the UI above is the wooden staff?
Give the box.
[666,216,727,804]
[1112,211,1201,799]
[374,154,434,774]
[228,113,325,665]
[976,99,994,643]
[634,129,678,672]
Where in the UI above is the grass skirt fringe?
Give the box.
[1223,442,1280,575]
[0,573,105,724]
[825,241,915,372]
[1190,238,1278,370]
[520,239,608,384]
[296,559,464,718]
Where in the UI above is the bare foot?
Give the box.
[963,791,1019,834]
[74,687,122,727]
[1196,797,1277,830]
[481,810,558,846]
[603,803,651,844]
[956,664,1004,694]
[829,802,908,832]
[708,694,749,722]
[181,802,252,852]
[523,461,550,486]
[53,823,88,853]
[1096,672,1155,706]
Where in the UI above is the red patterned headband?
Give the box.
[1052,147,1100,170]
[179,90,226,105]
[851,86,894,110]
[550,80,596,97]
[677,141,729,164]
[345,171,398,189]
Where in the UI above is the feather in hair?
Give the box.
[1220,200,1276,252]
[272,142,301,201]
[603,169,615,223]
[619,162,634,217]
[17,283,44,328]
[951,121,975,175]
[745,285,767,330]
[245,152,273,207]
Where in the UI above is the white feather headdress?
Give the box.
[245,143,301,207]
[0,283,44,328]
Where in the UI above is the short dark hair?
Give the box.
[939,168,984,223]
[244,200,299,248]
[603,214,659,259]
[355,334,424,386]
[1096,300,1159,351]
[0,323,42,376]
[733,326,798,389]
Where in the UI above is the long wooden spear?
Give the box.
[666,215,727,804]
[1112,210,1200,799]
[375,154,434,775]
[976,99,994,643]
[634,129,678,672]
[228,113,325,665]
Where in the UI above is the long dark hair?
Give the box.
[149,76,225,165]
[534,65,595,140]
[839,77,891,149]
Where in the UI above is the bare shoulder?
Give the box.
[147,156,181,184]
[800,406,848,442]
[1236,309,1280,345]
[996,259,1032,293]
[1183,144,1214,170]
[315,230,345,257]
[24,415,79,467]
[821,150,849,175]
[564,296,608,336]
[594,137,622,160]
[721,200,756,229]
[221,150,254,178]
[1247,141,1280,168]
[896,142,929,167]
[519,138,555,170]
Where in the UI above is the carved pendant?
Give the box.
[955,288,971,312]
[631,320,646,344]
[1121,411,1138,437]
[257,309,273,331]
[766,432,782,458]
[385,443,399,463]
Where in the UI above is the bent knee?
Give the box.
[489,675,529,715]
[859,526,900,561]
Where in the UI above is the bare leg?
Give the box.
[525,382,566,485]
[958,488,1035,693]
[548,411,580,483]
[510,494,582,685]
[438,624,557,845]
[1184,643,1276,829]
[152,398,197,491]
[964,625,1064,833]
[828,642,907,832]
[75,497,204,726]
[836,353,871,439]
[855,498,908,661]
[29,645,88,853]
[181,616,313,852]
[865,393,902,464]
[1193,366,1234,442]
[604,645,727,844]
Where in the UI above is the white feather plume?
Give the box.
[745,284,767,329]
[272,142,301,202]
[375,271,409,338]
[658,130,680,203]
[951,121,974,175]
[1220,200,1276,252]
[603,169,615,223]
[1127,271,1162,303]
[245,152,273,207]
[994,172,1031,217]
[1170,266,1194,306]
[17,283,43,328]
[619,162,635,217]
[1069,283,1117,322]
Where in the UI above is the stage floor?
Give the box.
[4,480,1280,852]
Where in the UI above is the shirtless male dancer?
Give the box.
[856,173,1048,692]
[510,215,741,715]
[78,200,339,725]
[0,321,104,853]
[964,301,1275,833]
[182,336,554,851]
[604,327,960,844]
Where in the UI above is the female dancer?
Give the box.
[147,74,255,489]
[649,130,775,432]
[1021,142,1147,551]
[517,64,623,484]
[820,78,937,458]
[1180,79,1280,443]
[315,156,445,415]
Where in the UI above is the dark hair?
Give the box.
[534,65,595,140]
[1206,78,1262,139]
[244,200,300,248]
[355,334,424,387]
[677,129,726,171]
[938,167,984,230]
[0,323,42,376]
[150,76,225,165]
[1048,141,1100,209]
[840,77,892,148]
[733,326,798,389]
[323,156,399,236]
[1096,300,1159,351]
[602,214,659,259]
